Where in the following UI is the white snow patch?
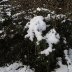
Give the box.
[24,16,60,56]
[0,18,5,22]
[40,45,53,56]
[64,50,71,64]
[61,19,66,23]
[63,37,67,44]
[6,12,11,16]
[0,30,3,34]
[36,7,50,12]
[37,7,41,11]
[0,62,34,72]
[45,14,51,21]
[54,50,72,72]
[55,58,68,72]
[56,14,66,19]
[41,29,60,56]
[58,8,62,10]
[12,11,25,18]
[45,29,60,44]
[64,50,72,72]
[25,16,46,43]
[2,0,8,1]
[45,13,66,21]
[69,49,72,61]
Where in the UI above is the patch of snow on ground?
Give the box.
[0,62,34,72]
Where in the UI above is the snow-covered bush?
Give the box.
[25,16,46,42]
[24,8,72,72]
[0,5,72,72]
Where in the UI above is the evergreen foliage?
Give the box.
[0,0,72,72]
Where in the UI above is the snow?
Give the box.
[0,18,5,22]
[0,0,8,3]
[55,58,68,72]
[51,11,55,14]
[55,58,72,72]
[0,33,6,39]
[24,8,72,71]
[64,50,71,65]
[25,16,46,42]
[41,29,60,56]
[44,29,60,45]
[0,62,34,72]
[36,7,50,12]
[58,8,62,10]
[61,19,66,23]
[0,5,11,7]
[2,0,8,1]
[69,49,72,61]
[0,30,3,34]
[64,50,72,72]
[0,2,72,72]
[46,14,51,21]
[45,13,66,22]
[25,16,60,56]
[12,11,25,18]
[56,14,66,19]
[37,7,41,11]
[40,45,53,56]
[6,12,11,16]
[54,50,72,72]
